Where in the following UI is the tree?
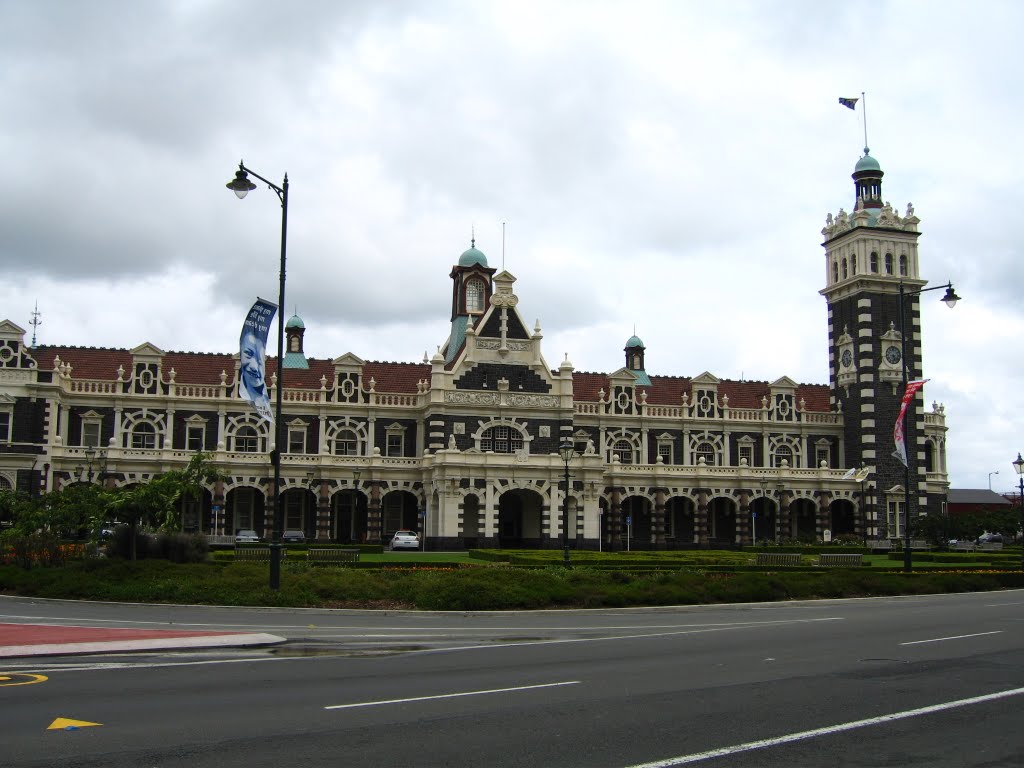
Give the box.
[106,453,222,560]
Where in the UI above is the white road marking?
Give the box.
[623,686,1024,767]
[900,630,1002,645]
[324,680,579,710]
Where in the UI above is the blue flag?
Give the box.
[839,96,858,110]
[238,298,277,423]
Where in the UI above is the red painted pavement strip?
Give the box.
[0,622,238,646]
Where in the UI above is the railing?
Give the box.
[69,380,118,394]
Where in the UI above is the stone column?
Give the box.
[653,488,667,548]
[817,491,831,541]
[316,479,330,540]
[737,489,751,545]
[263,480,275,539]
[696,489,710,545]
[778,489,791,541]
[213,478,225,536]
[368,481,382,544]
[609,487,623,551]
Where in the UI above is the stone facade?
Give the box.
[0,154,950,548]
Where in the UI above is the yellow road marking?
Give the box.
[48,717,102,730]
[0,673,47,687]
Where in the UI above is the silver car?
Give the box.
[389,530,420,551]
[234,529,260,544]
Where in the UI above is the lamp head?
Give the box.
[942,285,960,308]
[1013,453,1024,477]
[353,468,361,484]
[558,439,575,464]
[226,167,257,199]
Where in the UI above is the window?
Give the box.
[870,251,878,272]
[82,421,101,448]
[773,445,793,467]
[657,441,673,464]
[386,433,404,457]
[738,445,753,466]
[466,278,485,312]
[612,439,634,464]
[841,258,848,279]
[850,255,857,275]
[288,427,306,454]
[0,411,11,442]
[832,262,839,282]
[884,253,893,274]
[899,254,908,276]
[0,475,12,490]
[131,422,157,450]
[334,429,358,456]
[186,425,205,451]
[887,500,905,538]
[695,442,716,466]
[383,495,404,536]
[815,447,830,468]
[480,425,523,454]
[285,493,303,530]
[233,488,256,531]
[235,426,260,453]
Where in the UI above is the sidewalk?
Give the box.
[0,622,286,658]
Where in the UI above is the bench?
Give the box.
[952,542,977,552]
[817,553,863,568]
[308,548,361,565]
[868,540,893,552]
[910,539,931,551]
[978,542,1004,551]
[234,546,273,561]
[754,552,803,567]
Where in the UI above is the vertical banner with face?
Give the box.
[238,298,278,424]
[893,379,927,467]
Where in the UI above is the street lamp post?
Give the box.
[1013,453,1024,571]
[558,439,577,566]
[226,161,289,590]
[988,471,999,491]
[756,478,767,545]
[897,280,959,572]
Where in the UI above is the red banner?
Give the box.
[893,379,928,467]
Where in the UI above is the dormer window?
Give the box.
[466,278,485,313]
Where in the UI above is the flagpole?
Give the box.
[861,91,869,154]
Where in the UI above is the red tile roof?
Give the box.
[29,346,830,410]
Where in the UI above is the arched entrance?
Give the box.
[280,487,317,538]
[790,497,817,541]
[497,488,544,548]
[382,490,420,538]
[750,496,777,544]
[829,498,857,538]
[622,495,652,548]
[709,497,737,545]
[666,496,695,546]
[183,488,212,534]
[226,486,266,537]
[331,488,367,543]
[461,493,482,548]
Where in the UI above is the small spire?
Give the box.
[471,225,475,249]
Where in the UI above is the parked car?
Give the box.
[234,529,260,544]
[977,533,1003,544]
[389,530,420,551]
[281,529,305,544]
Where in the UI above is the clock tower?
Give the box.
[820,149,946,537]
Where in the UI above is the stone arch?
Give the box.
[472,417,533,454]
[329,485,367,543]
[789,497,817,541]
[829,498,857,538]
[709,495,737,545]
[225,485,266,537]
[666,495,695,544]
[605,428,640,464]
[497,487,544,548]
[622,494,653,546]
[750,493,777,544]
[325,417,368,457]
[381,488,419,538]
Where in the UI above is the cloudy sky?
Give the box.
[1,0,1021,491]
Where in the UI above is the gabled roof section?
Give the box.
[131,342,165,358]
[0,320,26,337]
[333,352,365,367]
[770,375,799,389]
[691,371,721,386]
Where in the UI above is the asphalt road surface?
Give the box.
[1,590,1022,767]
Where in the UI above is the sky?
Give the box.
[1,0,1021,492]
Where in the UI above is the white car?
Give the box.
[234,529,260,544]
[389,530,420,551]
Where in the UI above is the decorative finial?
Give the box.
[471,225,475,249]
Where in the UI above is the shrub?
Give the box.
[150,532,210,563]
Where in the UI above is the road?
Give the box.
[1,590,1022,767]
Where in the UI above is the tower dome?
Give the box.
[286,314,305,329]
[458,240,488,267]
[625,334,645,349]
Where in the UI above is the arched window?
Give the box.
[870,251,879,272]
[884,253,893,274]
[841,259,848,279]
[334,428,359,456]
[773,445,793,468]
[695,442,716,466]
[850,255,857,275]
[466,278,485,313]
[235,426,260,453]
[899,254,908,276]
[480,425,523,454]
[0,475,12,490]
[612,439,634,464]
[131,422,157,450]
[832,262,839,283]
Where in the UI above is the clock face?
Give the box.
[841,349,853,368]
[885,345,902,365]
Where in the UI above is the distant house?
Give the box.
[947,489,1011,516]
